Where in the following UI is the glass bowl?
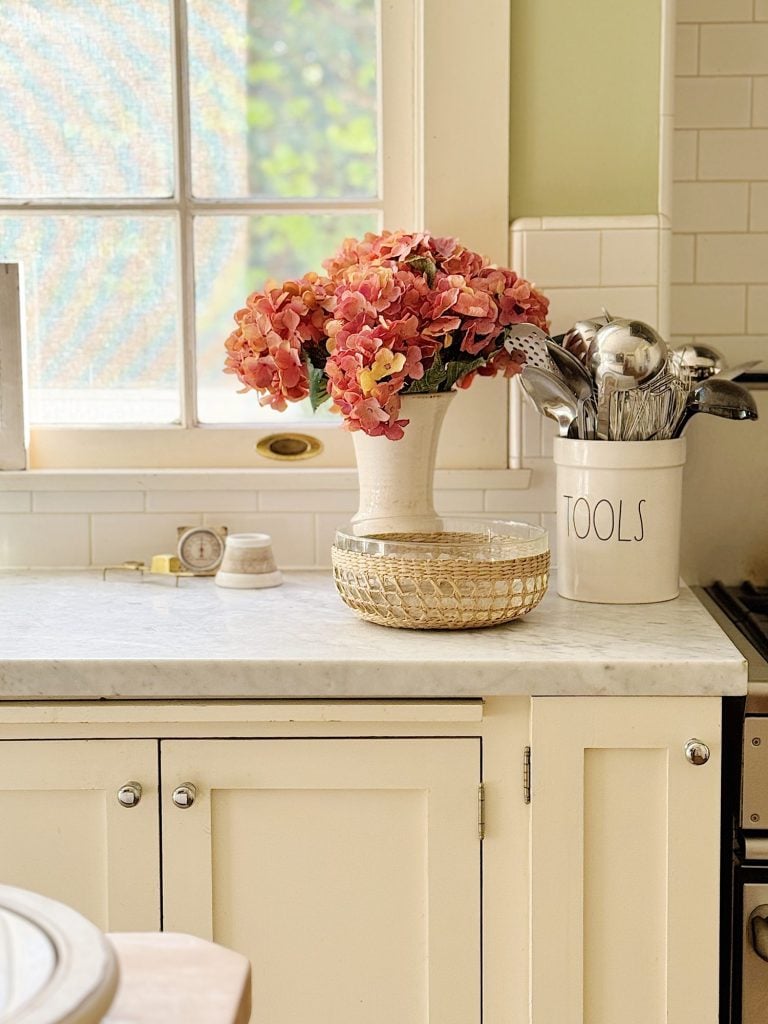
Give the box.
[331,517,550,630]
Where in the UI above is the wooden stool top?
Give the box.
[104,933,251,1024]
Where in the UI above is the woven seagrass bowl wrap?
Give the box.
[332,519,550,630]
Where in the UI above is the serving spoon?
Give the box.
[520,365,579,437]
[546,341,595,438]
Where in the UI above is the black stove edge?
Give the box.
[695,586,768,687]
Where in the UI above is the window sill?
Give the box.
[0,467,533,492]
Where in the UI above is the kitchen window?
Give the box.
[0,0,511,470]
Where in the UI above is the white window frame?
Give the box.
[9,0,512,471]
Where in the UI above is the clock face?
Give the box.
[177,528,225,574]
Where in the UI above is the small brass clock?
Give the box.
[176,526,226,575]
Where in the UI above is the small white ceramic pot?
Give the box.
[214,533,283,589]
[553,437,687,604]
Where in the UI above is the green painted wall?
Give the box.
[509,0,661,219]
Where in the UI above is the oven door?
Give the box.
[739,873,768,1023]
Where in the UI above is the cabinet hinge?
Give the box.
[477,783,486,841]
[523,746,531,804]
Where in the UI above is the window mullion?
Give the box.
[172,0,197,429]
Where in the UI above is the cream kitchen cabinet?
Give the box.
[0,739,160,931]
[530,696,722,1024]
[161,737,482,1024]
[0,695,723,1024]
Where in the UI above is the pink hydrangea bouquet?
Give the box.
[224,229,549,440]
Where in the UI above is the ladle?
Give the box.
[672,377,758,438]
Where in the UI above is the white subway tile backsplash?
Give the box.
[540,418,556,459]
[675,24,699,75]
[522,396,543,459]
[0,492,31,512]
[523,230,601,287]
[673,182,749,232]
[696,233,768,282]
[671,11,768,388]
[32,491,144,513]
[540,216,660,231]
[692,334,768,363]
[751,183,768,230]
[202,513,315,567]
[658,229,672,339]
[672,235,696,283]
[678,0,753,22]
[671,284,747,334]
[754,77,768,127]
[698,130,768,180]
[145,489,259,513]
[314,514,341,569]
[699,24,768,75]
[600,230,658,286]
[484,459,556,514]
[258,490,359,513]
[541,513,558,569]
[748,286,768,332]
[91,513,201,568]
[0,515,89,567]
[545,287,659,334]
[675,77,752,127]
[433,490,485,512]
[674,131,699,180]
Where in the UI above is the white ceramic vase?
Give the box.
[351,391,454,535]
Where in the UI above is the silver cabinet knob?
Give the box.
[172,783,197,809]
[684,739,710,766]
[117,782,142,808]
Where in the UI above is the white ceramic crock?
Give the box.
[553,437,687,604]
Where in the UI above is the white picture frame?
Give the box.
[0,263,28,470]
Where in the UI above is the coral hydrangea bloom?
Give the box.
[224,229,549,439]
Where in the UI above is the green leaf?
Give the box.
[404,255,437,287]
[306,359,331,411]
[405,348,447,394]
[445,356,486,390]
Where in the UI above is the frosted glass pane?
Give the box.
[0,216,180,424]
[188,0,378,199]
[0,1,174,198]
[195,212,377,423]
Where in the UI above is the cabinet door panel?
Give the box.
[162,738,481,1024]
[0,739,160,930]
[530,696,721,1024]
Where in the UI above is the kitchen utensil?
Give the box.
[670,343,726,383]
[546,340,596,439]
[611,372,689,441]
[595,370,636,441]
[718,360,762,380]
[561,315,610,365]
[520,365,579,437]
[672,377,758,437]
[588,318,668,386]
[504,324,556,371]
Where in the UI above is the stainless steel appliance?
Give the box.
[698,583,768,1023]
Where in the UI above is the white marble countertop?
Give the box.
[0,570,747,699]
